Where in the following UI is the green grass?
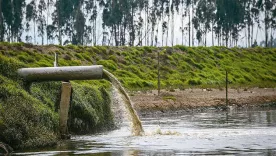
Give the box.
[162,95,177,101]
[1,43,275,90]
[0,43,115,149]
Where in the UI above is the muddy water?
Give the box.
[103,69,144,136]
[16,106,276,155]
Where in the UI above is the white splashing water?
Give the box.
[103,69,144,136]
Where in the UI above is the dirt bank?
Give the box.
[131,88,276,112]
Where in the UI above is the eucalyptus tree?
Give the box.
[0,0,3,41]
[186,0,192,46]
[120,0,129,46]
[215,0,244,47]
[149,0,159,46]
[53,0,64,45]
[137,15,143,46]
[207,0,216,46]
[73,2,85,45]
[193,0,206,46]
[129,0,139,46]
[83,25,92,45]
[37,0,46,45]
[271,2,276,47]
[46,24,56,43]
[256,0,275,47]
[25,21,32,43]
[12,0,25,42]
[158,0,169,46]
[53,0,76,45]
[242,0,259,47]
[179,0,186,45]
[102,0,124,46]
[171,0,180,46]
[136,0,147,46]
[144,0,149,46]
[190,0,198,46]
[2,0,13,42]
[26,0,37,43]
[164,2,169,46]
[85,0,98,46]
[46,0,54,44]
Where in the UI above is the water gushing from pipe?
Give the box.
[103,69,144,136]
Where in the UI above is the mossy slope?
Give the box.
[0,43,114,149]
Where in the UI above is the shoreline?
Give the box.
[131,88,276,112]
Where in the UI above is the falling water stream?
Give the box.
[102,69,144,136]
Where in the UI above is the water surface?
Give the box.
[16,106,276,155]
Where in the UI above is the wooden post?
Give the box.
[54,53,58,67]
[158,51,160,96]
[59,82,72,139]
[226,71,228,107]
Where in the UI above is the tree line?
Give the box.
[0,0,275,47]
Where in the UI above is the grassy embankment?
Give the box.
[0,43,114,150]
[97,45,275,89]
[0,42,275,150]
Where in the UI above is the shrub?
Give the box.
[188,79,202,86]
[174,45,188,51]
[162,95,176,101]
[97,60,117,71]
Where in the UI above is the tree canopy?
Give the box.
[0,0,275,47]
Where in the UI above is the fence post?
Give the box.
[54,53,58,67]
[59,82,71,139]
[158,51,160,96]
[226,70,228,107]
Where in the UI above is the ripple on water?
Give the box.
[15,107,276,155]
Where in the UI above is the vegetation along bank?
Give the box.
[0,42,276,150]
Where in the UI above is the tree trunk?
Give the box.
[211,23,214,46]
[47,0,49,45]
[58,15,62,45]
[265,10,268,47]
[144,9,146,46]
[166,16,169,46]
[123,21,126,45]
[245,28,247,47]
[161,15,164,46]
[248,24,250,47]
[188,6,191,47]
[205,31,207,47]
[151,23,154,46]
[114,25,119,46]
[251,23,254,46]
[191,2,194,46]
[0,0,4,41]
[171,12,174,46]
[0,0,3,42]
[182,12,184,45]
[271,27,273,48]
[131,4,135,46]
[34,20,36,44]
[94,19,97,46]
[217,31,219,46]
[42,25,44,45]
[155,23,159,46]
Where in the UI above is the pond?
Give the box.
[16,106,276,155]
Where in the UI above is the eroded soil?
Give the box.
[131,88,276,112]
